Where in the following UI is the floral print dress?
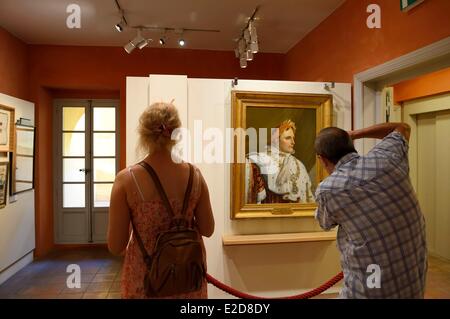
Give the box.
[121,166,207,299]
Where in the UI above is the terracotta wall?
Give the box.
[284,0,450,83]
[28,45,284,257]
[0,27,28,100]
[393,67,450,103]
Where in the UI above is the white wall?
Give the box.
[126,75,351,298]
[0,93,35,285]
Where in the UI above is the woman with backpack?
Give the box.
[108,102,215,298]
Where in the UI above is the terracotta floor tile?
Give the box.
[109,281,121,292]
[92,273,117,283]
[17,283,65,296]
[82,292,109,299]
[61,282,90,294]
[107,292,122,299]
[86,281,113,293]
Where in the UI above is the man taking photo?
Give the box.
[314,122,427,298]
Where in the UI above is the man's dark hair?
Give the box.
[315,127,356,164]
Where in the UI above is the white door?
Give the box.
[416,109,450,260]
[54,100,119,243]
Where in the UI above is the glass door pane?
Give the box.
[93,133,115,156]
[93,158,116,182]
[93,107,115,131]
[63,184,86,207]
[63,107,85,131]
[63,158,86,182]
[94,184,113,207]
[62,106,87,209]
[63,133,85,156]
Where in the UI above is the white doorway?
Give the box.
[53,99,119,244]
[353,36,450,154]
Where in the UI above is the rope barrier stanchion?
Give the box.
[206,272,343,299]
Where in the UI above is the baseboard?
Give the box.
[429,252,450,262]
[53,243,108,250]
[0,250,34,285]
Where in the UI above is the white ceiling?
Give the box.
[0,0,345,53]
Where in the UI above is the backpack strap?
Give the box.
[139,161,194,228]
[128,212,152,267]
[180,163,194,218]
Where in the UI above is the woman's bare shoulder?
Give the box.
[114,165,139,184]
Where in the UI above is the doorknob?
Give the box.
[79,168,91,174]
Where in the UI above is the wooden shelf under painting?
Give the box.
[222,231,337,246]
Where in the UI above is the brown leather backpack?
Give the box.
[129,161,205,297]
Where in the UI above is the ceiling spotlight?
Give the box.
[249,21,258,43]
[246,50,253,61]
[124,29,151,53]
[159,37,166,45]
[178,38,186,47]
[137,38,151,49]
[132,29,145,45]
[124,41,136,54]
[115,19,126,32]
[250,41,259,54]
[244,29,251,44]
[235,6,259,67]
[239,56,247,68]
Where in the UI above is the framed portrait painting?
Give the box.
[231,91,332,219]
[0,104,15,152]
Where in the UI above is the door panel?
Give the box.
[416,108,450,260]
[417,113,436,253]
[62,213,87,237]
[434,110,450,259]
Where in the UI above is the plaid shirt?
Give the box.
[315,131,427,298]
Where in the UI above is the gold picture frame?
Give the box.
[0,104,15,152]
[231,91,332,219]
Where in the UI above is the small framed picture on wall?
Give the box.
[0,162,9,209]
[0,104,15,152]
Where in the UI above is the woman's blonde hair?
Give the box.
[136,102,181,155]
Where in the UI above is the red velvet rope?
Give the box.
[206,272,343,299]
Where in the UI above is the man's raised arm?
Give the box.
[348,122,411,142]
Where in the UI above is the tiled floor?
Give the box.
[424,254,450,299]
[0,248,449,299]
[0,247,123,299]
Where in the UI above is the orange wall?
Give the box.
[0,27,28,100]
[28,45,284,257]
[34,87,53,258]
[393,67,450,103]
[284,0,450,83]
